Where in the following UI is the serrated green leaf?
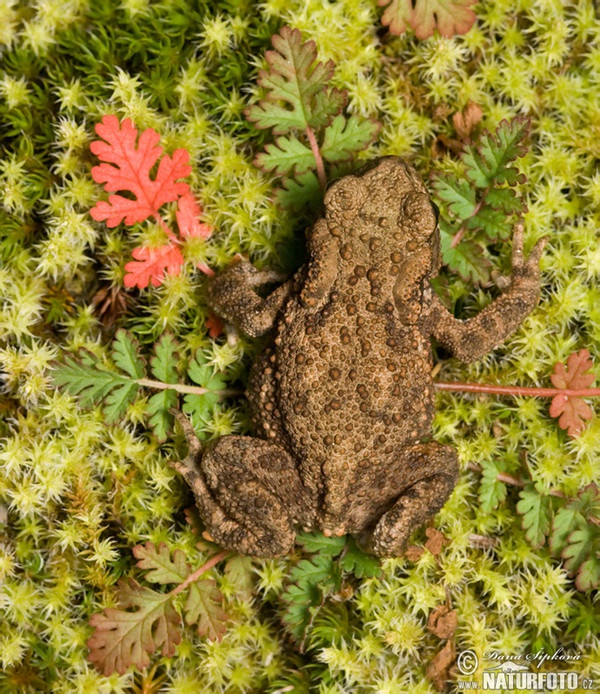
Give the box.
[321,114,380,163]
[282,553,340,641]
[575,556,600,591]
[462,117,529,188]
[103,381,139,423]
[516,486,551,548]
[187,351,227,391]
[183,352,226,426]
[147,389,177,442]
[276,170,322,211]
[563,525,594,575]
[432,176,477,219]
[111,329,145,379]
[184,579,228,640]
[53,353,130,408]
[550,507,583,556]
[255,136,315,176]
[224,555,254,602]
[150,334,179,384]
[466,204,514,241]
[569,483,600,517]
[282,582,321,640]
[133,542,191,584]
[439,221,491,284]
[483,186,522,214]
[245,26,345,133]
[478,461,507,513]
[296,532,346,557]
[339,538,381,579]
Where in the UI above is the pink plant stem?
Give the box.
[170,550,230,598]
[435,382,600,398]
[306,125,327,190]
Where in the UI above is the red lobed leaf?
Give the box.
[379,0,477,39]
[90,115,191,227]
[124,244,184,289]
[176,190,212,239]
[550,349,595,391]
[549,350,596,437]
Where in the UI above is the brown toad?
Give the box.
[172,157,545,557]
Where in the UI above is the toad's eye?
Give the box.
[400,192,437,237]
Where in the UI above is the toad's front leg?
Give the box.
[430,224,547,363]
[207,260,292,337]
[171,412,309,557]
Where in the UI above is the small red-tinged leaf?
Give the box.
[133,542,191,585]
[206,313,224,338]
[405,545,425,561]
[124,243,184,289]
[424,527,449,556]
[426,638,456,692]
[575,556,600,592]
[87,578,181,676]
[184,579,229,641]
[379,0,477,39]
[550,394,594,437]
[427,604,458,639]
[176,191,212,239]
[90,115,191,227]
[452,101,483,140]
[551,349,595,390]
[550,349,595,437]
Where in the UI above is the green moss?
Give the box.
[0,0,599,691]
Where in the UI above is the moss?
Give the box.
[0,0,599,691]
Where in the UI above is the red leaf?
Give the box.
[550,349,595,390]
[379,0,477,39]
[124,244,184,289]
[176,190,212,239]
[206,313,224,338]
[90,115,191,227]
[550,350,596,437]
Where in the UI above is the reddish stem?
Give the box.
[170,549,230,598]
[306,125,327,190]
[434,382,600,398]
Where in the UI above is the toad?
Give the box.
[172,157,545,557]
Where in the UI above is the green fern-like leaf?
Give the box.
[53,352,138,422]
[282,553,341,642]
[321,114,381,163]
[462,117,529,188]
[255,136,315,177]
[111,329,146,379]
[432,116,530,284]
[516,485,551,549]
[245,26,345,133]
[478,460,508,513]
[182,351,227,426]
[246,26,380,210]
[150,333,179,384]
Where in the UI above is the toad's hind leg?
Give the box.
[357,442,459,558]
[171,414,307,557]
